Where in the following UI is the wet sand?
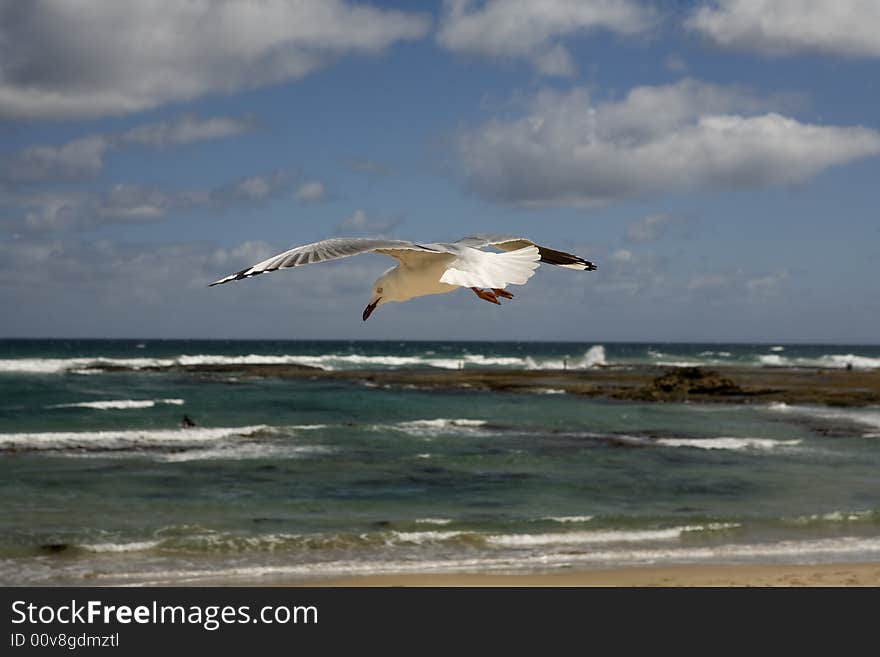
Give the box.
[107,362,880,407]
[296,561,880,587]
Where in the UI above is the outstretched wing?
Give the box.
[455,234,597,271]
[439,245,541,289]
[209,238,445,286]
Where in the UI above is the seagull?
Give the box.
[209,234,597,321]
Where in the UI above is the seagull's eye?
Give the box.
[376,287,383,294]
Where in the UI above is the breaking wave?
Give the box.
[378,418,492,438]
[49,398,184,410]
[486,524,741,547]
[0,425,331,461]
[656,437,802,451]
[758,353,880,370]
[0,346,611,374]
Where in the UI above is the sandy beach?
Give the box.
[301,562,880,587]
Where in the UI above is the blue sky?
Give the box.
[1,0,878,342]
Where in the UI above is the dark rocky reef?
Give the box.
[87,361,880,407]
[650,367,741,395]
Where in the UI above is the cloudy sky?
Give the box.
[1,0,878,342]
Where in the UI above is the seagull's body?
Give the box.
[210,235,597,320]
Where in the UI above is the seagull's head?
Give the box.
[363,268,397,321]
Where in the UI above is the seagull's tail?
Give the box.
[440,246,540,289]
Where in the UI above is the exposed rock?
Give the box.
[74,361,880,407]
[649,367,742,396]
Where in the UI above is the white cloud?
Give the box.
[610,248,634,263]
[4,170,297,233]
[686,268,789,298]
[745,270,789,296]
[0,235,401,337]
[687,0,880,57]
[686,271,734,292]
[120,115,254,147]
[458,80,880,206]
[625,214,680,243]
[0,0,430,120]
[295,181,327,203]
[1,136,110,184]
[437,0,654,76]
[208,240,279,273]
[97,185,174,221]
[215,171,294,203]
[1,115,254,184]
[10,186,180,232]
[335,209,402,235]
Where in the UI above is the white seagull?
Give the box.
[210,235,597,321]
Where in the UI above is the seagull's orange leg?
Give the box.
[492,288,513,300]
[470,287,500,305]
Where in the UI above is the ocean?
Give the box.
[2,339,880,585]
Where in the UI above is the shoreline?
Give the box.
[94,362,880,407]
[291,561,880,587]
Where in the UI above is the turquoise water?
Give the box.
[2,340,880,585]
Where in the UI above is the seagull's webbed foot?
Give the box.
[492,288,514,300]
[470,287,501,305]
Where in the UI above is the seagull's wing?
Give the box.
[209,238,447,286]
[455,234,597,271]
[438,245,541,289]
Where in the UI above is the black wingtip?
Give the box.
[208,266,255,287]
[537,246,597,272]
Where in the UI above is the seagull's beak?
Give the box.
[363,298,381,321]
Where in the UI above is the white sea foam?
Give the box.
[50,398,184,410]
[398,418,487,429]
[390,531,464,544]
[578,345,607,368]
[788,510,875,525]
[0,356,177,374]
[0,425,269,452]
[656,437,801,451]
[650,348,719,367]
[758,353,880,370]
[487,524,739,547]
[765,404,880,434]
[524,345,607,370]
[278,353,521,370]
[383,418,491,438]
[415,518,453,526]
[3,345,877,375]
[541,515,595,523]
[0,348,608,374]
[819,408,880,432]
[159,443,330,463]
[559,535,880,567]
[770,346,785,352]
[32,532,880,586]
[80,540,162,553]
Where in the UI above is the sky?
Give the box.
[1,0,879,343]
